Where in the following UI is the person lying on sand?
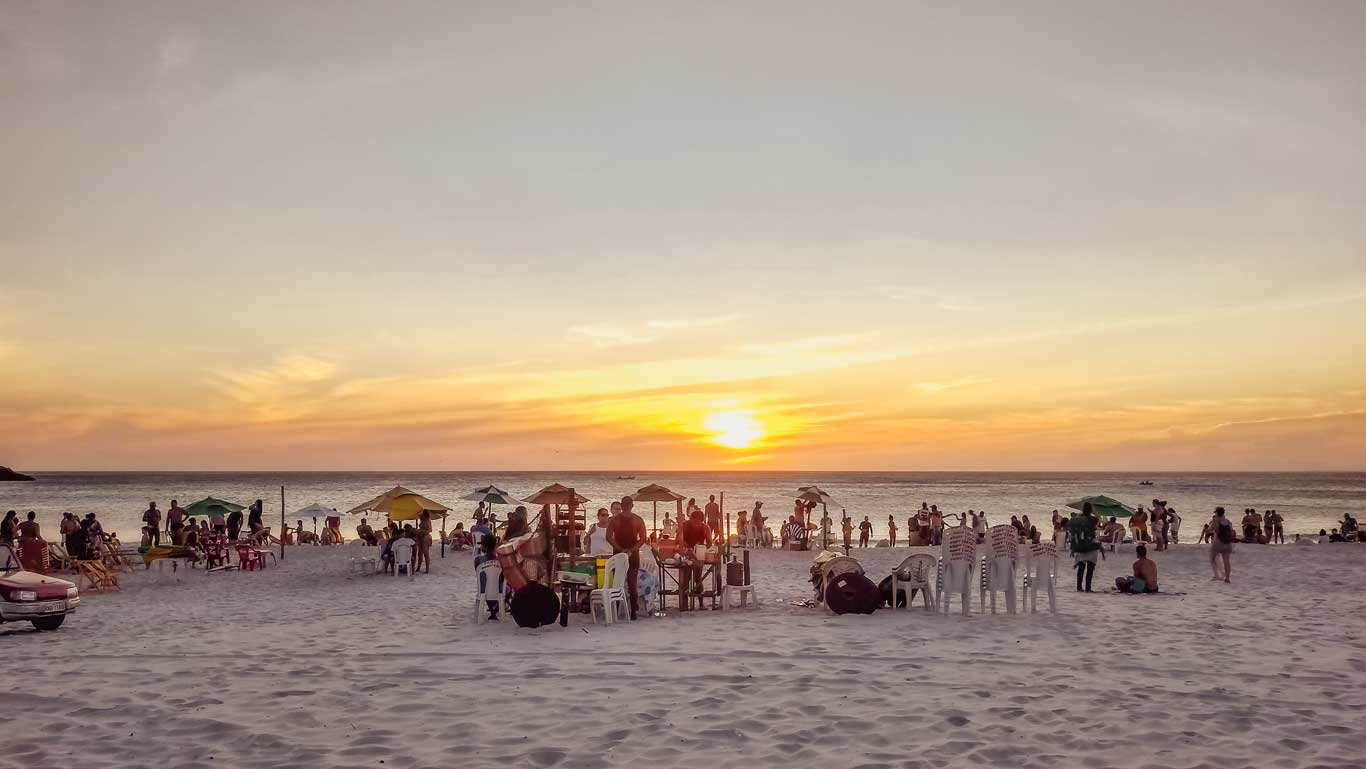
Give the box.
[1115,545,1159,593]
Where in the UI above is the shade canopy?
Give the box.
[183,497,244,518]
[631,483,685,503]
[523,483,588,506]
[346,486,451,521]
[460,485,525,506]
[797,486,837,506]
[1066,495,1136,519]
[293,502,336,518]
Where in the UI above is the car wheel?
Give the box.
[31,616,65,631]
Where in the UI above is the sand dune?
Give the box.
[4,542,1364,769]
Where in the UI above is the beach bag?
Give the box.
[1216,520,1235,544]
[510,582,561,628]
[1069,517,1099,554]
[825,572,881,615]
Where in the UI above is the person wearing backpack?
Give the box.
[1069,502,1102,592]
[1209,506,1235,582]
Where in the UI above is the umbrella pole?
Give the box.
[279,486,285,562]
[653,501,658,541]
[441,514,447,559]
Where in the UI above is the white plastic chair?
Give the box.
[721,551,758,611]
[890,553,938,611]
[1021,542,1058,614]
[390,538,415,580]
[590,552,631,624]
[939,526,976,615]
[1104,527,1127,552]
[981,525,1018,614]
[473,560,506,624]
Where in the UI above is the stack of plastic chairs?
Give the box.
[981,525,1019,614]
[938,526,977,615]
[1021,541,1058,613]
[590,552,631,624]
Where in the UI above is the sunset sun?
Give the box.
[703,410,764,449]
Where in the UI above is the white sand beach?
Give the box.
[5,542,1365,769]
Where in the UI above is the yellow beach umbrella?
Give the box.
[347,486,451,522]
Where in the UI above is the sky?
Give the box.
[2,2,1365,471]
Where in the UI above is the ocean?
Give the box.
[3,471,1362,542]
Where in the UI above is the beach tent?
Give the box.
[183,497,245,519]
[631,483,685,538]
[346,486,451,522]
[1066,495,1135,519]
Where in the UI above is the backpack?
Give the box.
[1216,520,1235,544]
[1069,516,1099,553]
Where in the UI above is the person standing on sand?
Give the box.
[416,509,433,573]
[858,516,872,547]
[248,499,264,534]
[1069,503,1101,592]
[1268,510,1284,544]
[167,499,186,544]
[929,506,944,545]
[585,508,614,556]
[226,506,243,541]
[1209,507,1234,582]
[661,513,677,540]
[1168,506,1182,543]
[607,496,647,620]
[887,516,898,547]
[142,502,162,546]
[704,495,722,539]
[840,516,853,550]
[60,513,80,555]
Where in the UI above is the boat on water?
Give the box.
[616,475,636,480]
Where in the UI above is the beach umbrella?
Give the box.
[523,483,589,507]
[631,483,685,538]
[346,486,451,522]
[292,502,334,518]
[460,485,525,512]
[1066,495,1136,519]
[183,497,244,519]
[797,486,837,549]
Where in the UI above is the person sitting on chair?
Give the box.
[356,518,376,545]
[1115,545,1159,594]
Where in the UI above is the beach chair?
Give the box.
[202,536,231,571]
[890,553,938,612]
[473,560,506,624]
[590,552,631,624]
[981,525,1019,614]
[939,526,976,615]
[721,550,758,611]
[48,542,75,573]
[76,560,121,592]
[99,539,135,574]
[1103,527,1127,552]
[1021,542,1058,614]
[390,539,415,580]
[234,544,264,571]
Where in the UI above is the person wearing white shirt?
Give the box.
[584,508,615,556]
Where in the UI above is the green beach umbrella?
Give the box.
[1066,495,1136,519]
[460,485,525,509]
[183,497,245,518]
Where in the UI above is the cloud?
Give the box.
[874,286,984,312]
[915,376,994,395]
[647,314,744,331]
[568,324,656,348]
[158,32,199,75]
[739,332,878,356]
